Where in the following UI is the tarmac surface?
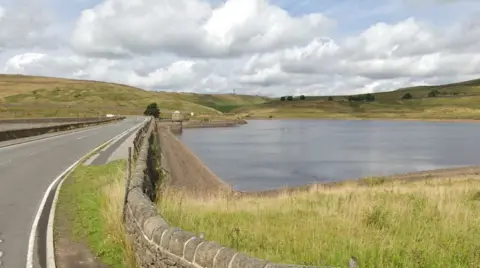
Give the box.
[0,116,146,268]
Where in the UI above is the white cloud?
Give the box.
[70,0,334,58]
[1,0,480,97]
[0,4,59,51]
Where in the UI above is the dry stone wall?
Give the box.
[125,119,338,268]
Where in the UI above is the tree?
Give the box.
[280,96,286,101]
[401,93,413,99]
[365,93,375,101]
[299,95,306,100]
[428,90,439,98]
[327,96,334,101]
[286,96,294,101]
[143,102,160,118]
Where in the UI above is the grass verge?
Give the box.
[55,160,135,268]
[158,176,480,268]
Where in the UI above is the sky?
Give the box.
[0,0,479,96]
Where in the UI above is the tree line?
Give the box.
[280,95,306,101]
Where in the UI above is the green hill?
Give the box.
[0,74,267,118]
[234,78,480,120]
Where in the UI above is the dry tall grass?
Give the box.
[100,167,137,268]
[158,176,480,268]
[58,160,136,268]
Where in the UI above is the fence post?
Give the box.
[122,147,132,222]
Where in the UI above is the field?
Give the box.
[0,74,267,118]
[158,176,480,268]
[234,78,480,120]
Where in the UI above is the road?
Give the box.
[0,116,146,268]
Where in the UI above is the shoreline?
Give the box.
[244,116,480,124]
[176,117,480,198]
[235,165,480,198]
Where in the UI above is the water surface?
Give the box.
[178,120,480,191]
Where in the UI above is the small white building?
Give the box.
[105,114,115,118]
[172,111,183,121]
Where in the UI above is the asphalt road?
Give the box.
[0,116,146,268]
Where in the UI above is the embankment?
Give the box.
[124,119,332,268]
[0,116,125,142]
[157,124,232,195]
[183,118,247,128]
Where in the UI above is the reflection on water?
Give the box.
[177,120,480,191]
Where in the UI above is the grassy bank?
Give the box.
[55,160,135,268]
[158,176,480,268]
[235,78,480,120]
[0,74,267,118]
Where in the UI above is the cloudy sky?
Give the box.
[1,0,479,96]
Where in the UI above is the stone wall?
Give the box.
[124,119,338,268]
[0,116,125,142]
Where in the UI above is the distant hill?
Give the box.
[233,78,480,120]
[0,74,268,118]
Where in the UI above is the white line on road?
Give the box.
[25,117,149,268]
[76,135,88,140]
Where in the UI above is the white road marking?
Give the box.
[28,152,36,156]
[76,135,88,140]
[25,117,150,268]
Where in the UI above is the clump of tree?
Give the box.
[401,93,413,99]
[428,90,440,97]
[280,95,306,101]
[327,96,334,101]
[143,102,160,118]
[347,93,375,102]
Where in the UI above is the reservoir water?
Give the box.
[177,119,480,191]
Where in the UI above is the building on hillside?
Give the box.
[172,111,183,121]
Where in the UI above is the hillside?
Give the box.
[234,78,480,120]
[0,75,267,118]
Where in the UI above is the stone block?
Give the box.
[143,215,169,239]
[230,253,269,268]
[194,241,224,267]
[161,227,182,249]
[184,237,204,262]
[168,231,197,257]
[152,224,171,245]
[213,248,237,268]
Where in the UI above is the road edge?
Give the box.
[26,117,150,268]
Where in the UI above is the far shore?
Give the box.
[243,115,480,124]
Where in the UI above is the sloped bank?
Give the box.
[124,119,338,268]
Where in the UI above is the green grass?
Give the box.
[0,74,267,118]
[157,176,480,268]
[56,160,135,268]
[4,74,480,120]
[235,78,480,120]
